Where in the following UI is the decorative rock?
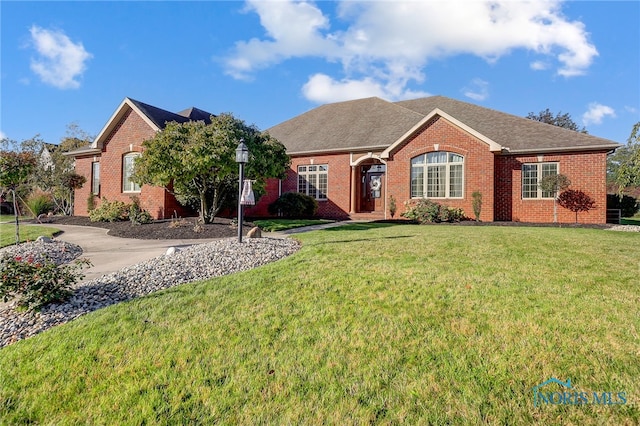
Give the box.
[36,236,53,243]
[165,246,180,256]
[247,227,262,238]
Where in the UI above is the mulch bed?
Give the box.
[40,216,254,240]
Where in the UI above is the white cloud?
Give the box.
[29,25,92,89]
[225,0,598,103]
[0,130,7,140]
[582,102,616,126]
[462,79,489,101]
[530,60,549,71]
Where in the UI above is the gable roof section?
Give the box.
[75,98,215,154]
[396,96,620,153]
[267,97,424,155]
[381,107,503,159]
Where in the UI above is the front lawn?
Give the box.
[0,224,638,424]
[0,223,59,248]
[252,218,334,232]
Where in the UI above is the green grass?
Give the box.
[0,223,59,248]
[252,218,333,232]
[0,224,638,424]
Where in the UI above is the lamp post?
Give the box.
[235,138,249,243]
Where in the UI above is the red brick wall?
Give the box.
[250,153,353,219]
[495,151,608,224]
[245,178,281,217]
[73,108,193,219]
[73,154,96,216]
[386,116,496,221]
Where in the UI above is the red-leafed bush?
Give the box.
[558,189,596,223]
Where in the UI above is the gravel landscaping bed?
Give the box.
[0,237,299,348]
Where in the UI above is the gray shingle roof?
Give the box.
[129,99,214,128]
[267,97,424,155]
[268,95,620,155]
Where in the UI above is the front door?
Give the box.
[359,164,385,212]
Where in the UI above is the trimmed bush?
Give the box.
[88,198,130,222]
[401,199,466,224]
[0,254,90,311]
[129,196,153,225]
[268,192,318,218]
[607,193,639,217]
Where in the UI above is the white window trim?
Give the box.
[123,152,141,193]
[522,162,559,200]
[297,164,328,200]
[411,152,465,199]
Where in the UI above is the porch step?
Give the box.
[348,212,386,221]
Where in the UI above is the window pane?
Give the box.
[307,173,318,199]
[91,162,100,195]
[449,153,464,163]
[411,155,425,165]
[427,165,446,197]
[449,164,463,197]
[123,154,140,192]
[522,164,538,198]
[318,172,327,199]
[411,166,424,197]
[427,152,447,164]
[541,163,558,198]
[298,166,306,172]
[298,174,307,195]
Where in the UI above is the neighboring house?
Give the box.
[249,96,620,223]
[67,97,214,219]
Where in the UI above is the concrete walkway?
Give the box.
[38,224,226,283]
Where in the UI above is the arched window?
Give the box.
[411,152,464,198]
[122,152,141,193]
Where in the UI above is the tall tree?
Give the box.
[615,122,640,193]
[526,108,587,133]
[133,113,290,224]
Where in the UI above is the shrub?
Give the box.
[87,193,96,212]
[0,254,90,311]
[558,189,596,223]
[129,196,153,225]
[268,192,318,218]
[389,195,397,218]
[607,193,639,217]
[25,191,54,216]
[88,198,130,222]
[401,199,466,223]
[472,191,482,222]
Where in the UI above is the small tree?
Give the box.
[471,191,482,222]
[539,174,571,223]
[558,189,596,223]
[389,195,397,218]
[0,146,37,244]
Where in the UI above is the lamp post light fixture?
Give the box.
[235,138,249,243]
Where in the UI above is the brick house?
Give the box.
[250,96,620,224]
[68,97,213,219]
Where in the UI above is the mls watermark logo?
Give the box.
[532,377,627,407]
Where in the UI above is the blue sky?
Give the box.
[1,1,639,146]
